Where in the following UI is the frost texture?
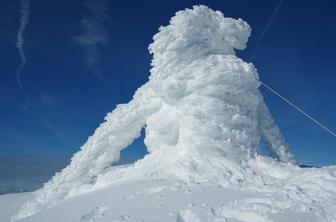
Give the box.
[14,5,336,221]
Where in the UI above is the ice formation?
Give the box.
[13,5,336,221]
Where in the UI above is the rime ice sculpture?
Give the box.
[14,5,295,221]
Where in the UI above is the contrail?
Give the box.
[41,119,74,148]
[16,0,31,112]
[249,0,285,61]
[74,0,111,80]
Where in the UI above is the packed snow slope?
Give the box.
[2,171,334,222]
[12,5,336,221]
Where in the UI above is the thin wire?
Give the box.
[260,81,336,138]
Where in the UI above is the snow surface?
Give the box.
[1,173,335,222]
[0,192,30,221]
[8,5,336,222]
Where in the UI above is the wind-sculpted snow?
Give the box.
[13,5,336,221]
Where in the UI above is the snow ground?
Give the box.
[0,178,325,222]
[0,192,30,221]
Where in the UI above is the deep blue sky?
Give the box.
[0,0,335,166]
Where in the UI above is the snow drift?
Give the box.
[13,5,336,221]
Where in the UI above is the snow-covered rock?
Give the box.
[11,5,336,222]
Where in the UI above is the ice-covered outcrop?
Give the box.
[13,5,299,221]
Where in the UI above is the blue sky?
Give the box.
[0,0,335,166]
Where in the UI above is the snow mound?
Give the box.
[13,5,336,221]
[7,174,336,222]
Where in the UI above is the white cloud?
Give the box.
[16,0,31,112]
[74,0,111,80]
[249,0,285,61]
